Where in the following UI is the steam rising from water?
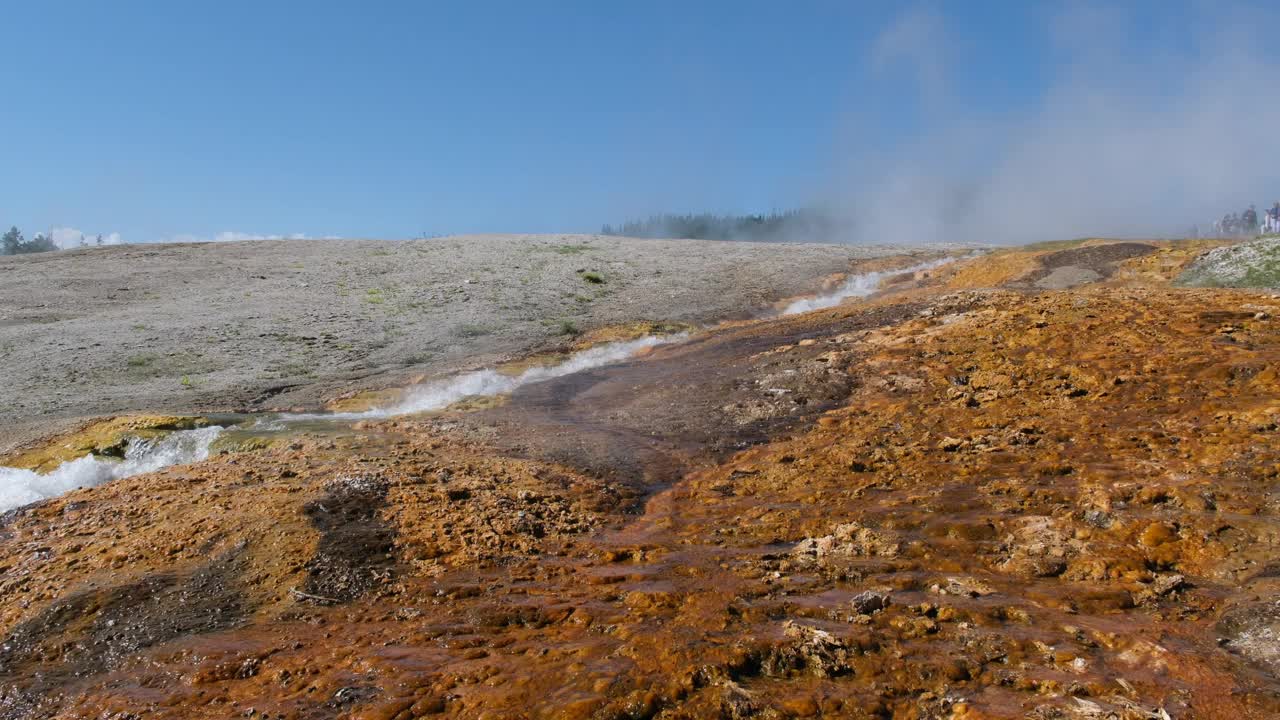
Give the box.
[822,4,1280,245]
[780,256,955,316]
[0,257,958,513]
[0,336,681,514]
[344,334,684,419]
[0,426,223,514]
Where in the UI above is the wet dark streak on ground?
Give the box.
[0,276,963,718]
[458,297,944,502]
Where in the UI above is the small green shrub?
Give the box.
[454,323,493,338]
[580,271,605,284]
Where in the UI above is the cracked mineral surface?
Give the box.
[2,239,1280,719]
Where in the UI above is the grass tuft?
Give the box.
[454,323,494,338]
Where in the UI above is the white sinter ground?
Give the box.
[0,259,959,514]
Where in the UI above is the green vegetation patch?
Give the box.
[402,350,436,365]
[600,209,835,242]
[454,322,495,338]
[1,225,58,256]
[542,243,593,255]
[123,352,218,379]
[268,360,316,379]
[579,271,606,285]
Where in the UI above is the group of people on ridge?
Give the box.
[1214,203,1280,236]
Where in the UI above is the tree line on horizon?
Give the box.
[1,226,104,256]
[600,209,840,243]
[3,211,843,254]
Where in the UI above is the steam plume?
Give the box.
[823,3,1280,245]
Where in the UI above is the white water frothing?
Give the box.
[0,425,224,514]
[349,334,684,418]
[780,256,958,316]
[2,258,951,514]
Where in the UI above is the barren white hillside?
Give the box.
[0,234,948,450]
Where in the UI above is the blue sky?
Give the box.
[2,1,1278,244]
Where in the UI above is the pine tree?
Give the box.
[27,233,57,252]
[2,226,22,255]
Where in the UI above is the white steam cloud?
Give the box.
[826,3,1280,245]
[49,227,123,248]
[163,231,320,243]
[35,229,330,248]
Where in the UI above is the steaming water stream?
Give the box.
[0,256,958,514]
[0,336,684,513]
[298,333,683,421]
[779,256,957,316]
[0,425,223,514]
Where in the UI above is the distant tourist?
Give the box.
[1208,201,1280,237]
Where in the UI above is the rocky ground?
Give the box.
[1176,236,1280,289]
[3,239,1280,719]
[0,235,933,453]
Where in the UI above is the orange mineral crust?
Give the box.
[2,243,1279,719]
